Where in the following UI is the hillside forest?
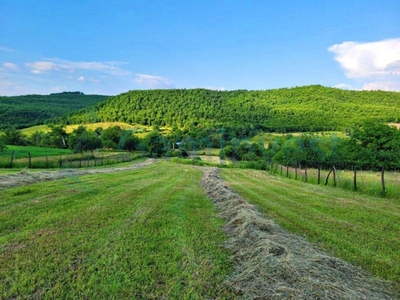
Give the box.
[0,91,108,129]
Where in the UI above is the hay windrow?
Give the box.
[201,167,398,300]
[0,159,155,190]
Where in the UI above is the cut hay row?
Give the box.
[0,159,155,190]
[201,168,397,299]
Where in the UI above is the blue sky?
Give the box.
[1,0,399,95]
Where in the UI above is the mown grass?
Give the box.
[221,168,400,284]
[0,162,234,298]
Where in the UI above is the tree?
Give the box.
[145,130,167,157]
[48,125,68,148]
[0,138,7,152]
[69,126,102,155]
[101,126,123,149]
[347,121,400,196]
[118,130,139,151]
[3,128,27,145]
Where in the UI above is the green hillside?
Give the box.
[0,92,108,130]
[66,85,400,133]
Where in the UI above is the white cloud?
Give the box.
[26,61,57,74]
[328,38,400,78]
[329,38,400,92]
[3,62,20,71]
[334,83,354,90]
[78,76,85,81]
[26,58,131,76]
[362,81,400,92]
[205,86,227,91]
[134,74,172,88]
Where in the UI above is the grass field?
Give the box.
[20,122,172,138]
[0,161,233,298]
[221,168,400,283]
[246,131,347,146]
[0,145,72,159]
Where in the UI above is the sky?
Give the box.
[1,0,399,96]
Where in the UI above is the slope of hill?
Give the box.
[0,91,109,129]
[65,85,400,133]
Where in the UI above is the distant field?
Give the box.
[20,122,171,138]
[0,162,233,298]
[221,168,400,283]
[0,145,72,159]
[247,131,347,146]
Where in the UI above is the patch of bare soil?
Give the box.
[201,168,398,300]
[0,159,156,190]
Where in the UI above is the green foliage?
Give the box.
[348,121,400,169]
[118,130,139,151]
[2,128,27,145]
[69,126,102,154]
[0,92,108,129]
[0,138,6,152]
[67,86,400,133]
[101,125,123,149]
[145,130,168,157]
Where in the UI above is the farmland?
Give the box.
[0,160,399,298]
[0,161,234,298]
[221,168,400,283]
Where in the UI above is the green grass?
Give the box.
[221,168,400,283]
[0,145,72,159]
[0,162,233,298]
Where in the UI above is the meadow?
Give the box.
[0,145,143,169]
[221,168,400,283]
[0,161,234,299]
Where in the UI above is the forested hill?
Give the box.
[66,86,400,132]
[0,92,108,129]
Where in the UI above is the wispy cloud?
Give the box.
[362,81,400,91]
[134,74,173,88]
[328,38,400,91]
[334,83,354,90]
[0,46,16,52]
[26,58,131,76]
[3,62,20,71]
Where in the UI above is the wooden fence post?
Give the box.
[381,165,386,196]
[353,165,357,191]
[28,152,32,168]
[9,150,15,168]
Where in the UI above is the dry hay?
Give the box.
[0,159,155,190]
[201,168,398,300]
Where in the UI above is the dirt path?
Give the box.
[201,168,398,300]
[0,159,156,190]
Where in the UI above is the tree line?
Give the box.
[64,86,400,134]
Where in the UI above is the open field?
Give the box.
[0,161,234,298]
[0,145,72,159]
[247,131,347,146]
[0,146,142,169]
[20,122,172,138]
[221,168,400,284]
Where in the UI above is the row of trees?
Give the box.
[219,122,400,195]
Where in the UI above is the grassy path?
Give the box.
[221,168,400,285]
[0,162,233,299]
